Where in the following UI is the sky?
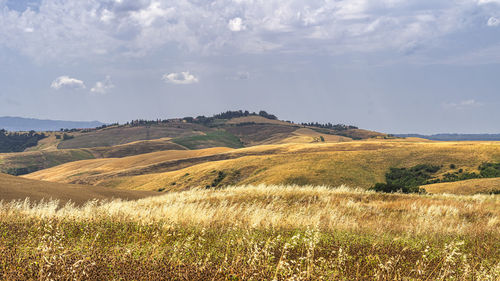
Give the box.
[1,0,500,134]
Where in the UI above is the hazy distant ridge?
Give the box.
[396,133,500,141]
[0,116,105,132]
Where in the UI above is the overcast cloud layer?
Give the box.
[1,0,500,134]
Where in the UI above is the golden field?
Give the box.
[24,140,500,194]
[0,173,157,205]
[0,185,498,280]
[423,177,500,195]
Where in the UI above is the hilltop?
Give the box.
[1,110,382,175]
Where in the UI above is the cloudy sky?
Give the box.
[1,0,500,134]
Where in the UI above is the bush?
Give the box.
[479,163,500,178]
[0,129,46,152]
[62,133,74,141]
[210,171,226,187]
[370,164,439,194]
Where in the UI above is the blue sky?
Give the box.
[1,0,500,134]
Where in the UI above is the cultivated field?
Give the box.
[0,185,498,280]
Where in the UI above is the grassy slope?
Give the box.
[277,127,352,143]
[0,173,157,205]
[88,138,186,158]
[0,138,187,175]
[1,185,498,280]
[58,124,208,149]
[172,130,244,149]
[25,147,234,184]
[423,177,500,195]
[26,140,500,192]
[102,141,500,191]
[0,149,96,175]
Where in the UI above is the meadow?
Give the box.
[25,140,500,194]
[1,185,498,280]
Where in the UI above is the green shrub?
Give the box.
[479,163,500,178]
[370,164,439,194]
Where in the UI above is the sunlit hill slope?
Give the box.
[25,140,500,194]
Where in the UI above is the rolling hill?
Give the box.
[0,138,186,175]
[422,177,500,195]
[24,140,500,193]
[0,173,157,205]
[1,112,381,175]
[6,111,500,196]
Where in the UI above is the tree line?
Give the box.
[0,129,46,153]
[300,122,358,131]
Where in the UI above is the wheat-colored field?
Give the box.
[1,185,498,280]
[423,177,500,195]
[0,173,158,205]
[25,140,500,193]
[24,147,232,183]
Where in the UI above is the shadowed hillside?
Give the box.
[0,138,186,175]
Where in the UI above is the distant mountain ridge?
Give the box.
[396,133,500,141]
[0,116,105,132]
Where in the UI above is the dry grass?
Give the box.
[24,147,232,183]
[32,140,500,192]
[276,128,352,144]
[58,124,207,149]
[1,138,186,175]
[0,173,158,205]
[424,177,500,195]
[0,185,498,280]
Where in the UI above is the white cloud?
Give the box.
[236,71,250,80]
[162,71,199,85]
[130,1,172,27]
[1,0,500,63]
[228,17,245,32]
[478,0,500,4]
[443,99,483,109]
[50,76,86,90]
[100,9,115,23]
[487,17,500,26]
[91,76,115,94]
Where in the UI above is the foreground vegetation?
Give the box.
[0,185,498,280]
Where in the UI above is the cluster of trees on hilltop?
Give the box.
[121,110,279,128]
[213,110,277,120]
[301,122,358,131]
[0,129,46,152]
[185,110,278,126]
